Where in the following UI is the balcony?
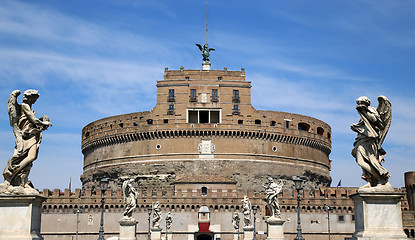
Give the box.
[232,97,240,103]
[232,109,240,115]
[167,96,175,102]
[167,109,175,115]
[189,96,197,102]
[211,96,219,102]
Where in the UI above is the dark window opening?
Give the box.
[255,119,261,125]
[338,215,345,222]
[238,120,243,124]
[298,122,310,132]
[133,122,138,126]
[218,77,222,80]
[147,119,153,125]
[169,104,174,110]
[85,132,90,138]
[200,111,209,123]
[189,111,198,123]
[185,76,189,80]
[285,121,290,128]
[270,121,276,126]
[119,123,123,128]
[201,187,207,196]
[164,119,168,124]
[211,89,218,102]
[211,111,219,123]
[317,127,324,135]
[327,132,331,140]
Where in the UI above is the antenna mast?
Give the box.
[206,0,208,44]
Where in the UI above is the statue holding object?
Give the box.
[351,95,392,191]
[264,177,284,220]
[241,196,252,227]
[122,179,139,219]
[1,90,51,194]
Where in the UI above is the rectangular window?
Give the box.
[189,111,198,123]
[285,120,290,128]
[168,89,175,97]
[210,111,219,123]
[169,104,174,110]
[338,215,345,223]
[212,89,218,97]
[218,77,222,80]
[233,90,239,98]
[187,109,221,124]
[191,89,197,97]
[185,76,189,80]
[233,105,239,110]
[238,119,243,124]
[164,119,168,124]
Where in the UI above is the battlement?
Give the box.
[40,187,410,215]
[163,67,246,81]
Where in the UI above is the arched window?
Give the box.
[255,119,261,125]
[298,122,310,132]
[317,127,324,135]
[270,121,276,126]
[201,187,208,196]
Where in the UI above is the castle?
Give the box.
[40,65,415,239]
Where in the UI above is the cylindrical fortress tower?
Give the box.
[80,67,332,192]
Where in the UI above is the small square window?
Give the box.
[238,120,243,124]
[338,215,345,222]
[164,119,168,124]
[185,76,189,80]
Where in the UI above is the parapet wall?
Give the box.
[41,187,410,215]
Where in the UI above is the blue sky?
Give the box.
[0,0,414,190]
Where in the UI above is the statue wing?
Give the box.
[122,180,128,202]
[8,90,21,127]
[195,43,203,51]
[377,95,392,147]
[208,48,215,52]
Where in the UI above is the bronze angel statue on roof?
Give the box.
[196,43,215,62]
[2,90,51,193]
[351,95,392,190]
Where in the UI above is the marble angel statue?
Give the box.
[2,90,51,192]
[264,177,284,219]
[241,196,252,227]
[122,179,139,219]
[152,201,162,229]
[351,96,392,190]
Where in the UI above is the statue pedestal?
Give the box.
[202,62,211,71]
[233,231,240,240]
[350,191,407,240]
[119,218,138,240]
[0,194,46,240]
[266,217,286,240]
[243,226,254,240]
[151,227,162,240]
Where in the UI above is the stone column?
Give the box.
[151,227,162,240]
[350,191,408,240]
[119,218,138,240]
[0,195,46,240]
[266,217,286,240]
[243,226,254,240]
